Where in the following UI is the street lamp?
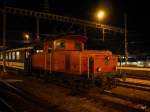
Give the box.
[97,10,105,20]
[97,10,105,41]
[24,34,30,40]
[122,13,128,81]
[23,32,30,43]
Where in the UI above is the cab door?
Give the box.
[88,56,94,79]
[65,54,70,72]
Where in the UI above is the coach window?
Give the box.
[9,52,11,60]
[26,51,30,58]
[6,53,8,60]
[56,40,65,49]
[16,51,20,60]
[0,53,2,60]
[12,52,16,60]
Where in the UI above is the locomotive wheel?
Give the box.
[69,80,81,95]
[69,79,91,95]
[97,76,110,91]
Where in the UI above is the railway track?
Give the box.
[0,79,62,112]
[0,97,16,112]
[1,72,150,112]
[118,81,150,91]
[87,92,149,112]
[126,74,150,80]
[103,90,150,107]
[45,78,150,111]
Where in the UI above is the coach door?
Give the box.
[88,56,94,79]
[25,50,32,72]
[65,55,70,72]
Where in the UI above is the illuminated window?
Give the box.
[6,53,8,60]
[16,51,20,60]
[56,40,65,49]
[75,42,81,50]
[12,52,15,60]
[26,51,30,58]
[9,52,11,60]
[0,53,3,60]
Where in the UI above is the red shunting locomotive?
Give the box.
[32,35,118,87]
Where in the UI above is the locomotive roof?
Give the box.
[46,35,87,43]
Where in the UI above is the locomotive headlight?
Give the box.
[97,67,101,72]
[105,56,110,61]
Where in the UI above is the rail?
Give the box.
[0,97,16,112]
[117,66,150,71]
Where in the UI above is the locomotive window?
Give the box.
[75,42,81,50]
[16,51,20,60]
[56,40,65,49]
[12,52,16,60]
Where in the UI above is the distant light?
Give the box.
[24,34,30,40]
[97,10,105,20]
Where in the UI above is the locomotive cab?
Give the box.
[43,35,86,52]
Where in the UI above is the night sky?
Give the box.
[0,0,150,54]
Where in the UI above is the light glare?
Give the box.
[97,10,105,19]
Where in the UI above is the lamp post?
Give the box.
[2,9,6,72]
[124,14,128,65]
[122,13,128,81]
[36,17,40,40]
[97,10,105,41]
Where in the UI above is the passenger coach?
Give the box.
[0,47,33,72]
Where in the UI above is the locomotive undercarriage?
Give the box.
[31,67,118,92]
[1,65,118,94]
